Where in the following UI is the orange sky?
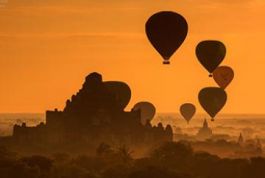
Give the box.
[0,0,265,114]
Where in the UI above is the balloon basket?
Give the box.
[211,118,215,122]
[163,61,170,65]
[209,74,213,77]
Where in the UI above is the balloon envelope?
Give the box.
[213,66,234,89]
[146,11,188,64]
[132,102,156,125]
[180,103,196,123]
[198,87,227,120]
[104,81,131,110]
[196,40,226,76]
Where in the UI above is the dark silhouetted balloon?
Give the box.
[104,81,131,110]
[132,102,156,125]
[196,40,226,77]
[146,11,188,64]
[180,103,196,124]
[213,66,234,89]
[198,87,227,121]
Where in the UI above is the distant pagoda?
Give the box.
[238,133,244,146]
[196,119,213,140]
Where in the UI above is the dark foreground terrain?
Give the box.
[0,141,264,178]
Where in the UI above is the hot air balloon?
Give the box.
[132,102,156,125]
[198,87,227,121]
[213,66,234,89]
[146,11,188,64]
[180,103,196,124]
[196,40,226,77]
[104,81,131,110]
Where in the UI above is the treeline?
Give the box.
[0,141,264,178]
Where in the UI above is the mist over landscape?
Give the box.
[1,1,265,178]
[1,113,265,142]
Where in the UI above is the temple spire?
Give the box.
[203,119,208,128]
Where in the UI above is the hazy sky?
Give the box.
[0,0,265,114]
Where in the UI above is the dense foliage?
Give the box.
[0,141,264,178]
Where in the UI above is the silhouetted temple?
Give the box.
[11,72,173,154]
[196,119,213,140]
[238,133,244,146]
